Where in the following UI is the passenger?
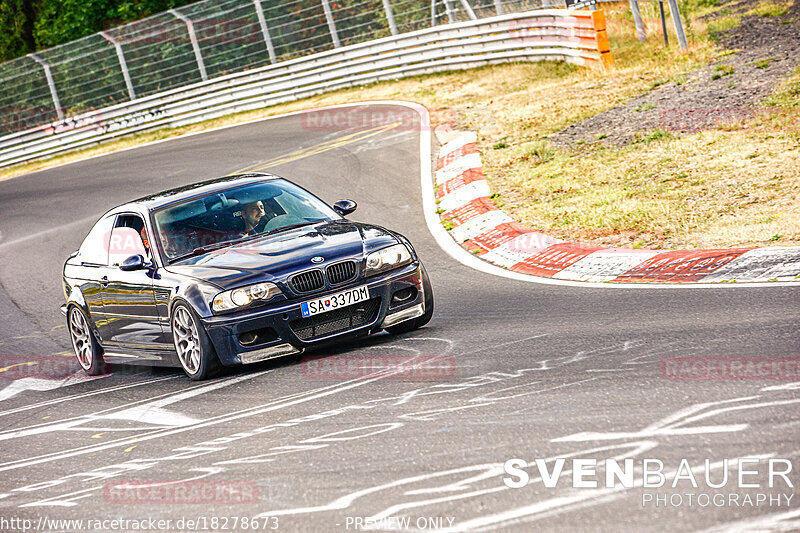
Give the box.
[243,201,266,234]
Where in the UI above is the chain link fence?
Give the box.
[0,0,549,136]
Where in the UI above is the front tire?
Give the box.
[171,303,221,380]
[68,306,105,375]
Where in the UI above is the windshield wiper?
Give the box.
[168,220,326,263]
[263,219,326,236]
[169,238,244,263]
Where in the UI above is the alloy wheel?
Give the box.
[173,306,201,374]
[69,307,94,370]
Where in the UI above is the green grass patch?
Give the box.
[747,0,791,16]
[712,63,735,79]
[751,58,776,69]
[634,128,673,144]
[706,15,741,39]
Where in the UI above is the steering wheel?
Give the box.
[252,216,269,234]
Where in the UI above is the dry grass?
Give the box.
[765,66,800,108]
[497,117,800,249]
[2,1,796,250]
[480,1,800,249]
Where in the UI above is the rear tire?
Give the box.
[171,303,221,380]
[68,306,106,376]
[385,266,434,335]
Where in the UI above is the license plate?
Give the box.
[300,285,369,318]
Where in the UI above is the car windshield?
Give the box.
[153,179,339,262]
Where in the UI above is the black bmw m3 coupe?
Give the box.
[62,173,433,380]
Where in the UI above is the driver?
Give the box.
[139,226,150,255]
[243,201,266,234]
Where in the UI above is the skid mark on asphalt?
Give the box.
[695,508,800,533]
[217,341,797,527]
[5,338,795,518]
[552,396,800,442]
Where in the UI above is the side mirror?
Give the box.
[120,254,149,271]
[333,199,357,217]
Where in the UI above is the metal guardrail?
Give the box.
[1,0,542,135]
[0,10,611,169]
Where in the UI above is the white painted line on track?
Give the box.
[0,375,180,418]
[0,372,263,439]
[0,355,438,472]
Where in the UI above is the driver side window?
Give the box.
[110,214,150,266]
[78,215,116,266]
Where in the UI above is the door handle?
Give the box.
[100,276,109,287]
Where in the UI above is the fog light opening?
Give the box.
[238,327,278,347]
[239,332,258,346]
[391,287,417,307]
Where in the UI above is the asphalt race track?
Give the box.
[0,103,798,532]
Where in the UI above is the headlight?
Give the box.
[365,244,413,276]
[212,282,280,312]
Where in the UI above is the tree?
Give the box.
[0,0,38,61]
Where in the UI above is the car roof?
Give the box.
[121,173,282,212]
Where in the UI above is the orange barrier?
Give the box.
[569,10,615,69]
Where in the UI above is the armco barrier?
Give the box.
[0,9,611,169]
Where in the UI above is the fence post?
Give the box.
[100,31,136,100]
[444,0,456,23]
[665,0,688,51]
[493,0,504,16]
[320,0,342,48]
[28,54,64,121]
[459,0,477,20]
[629,0,647,42]
[382,0,399,35]
[169,9,208,81]
[431,0,438,26]
[252,0,277,63]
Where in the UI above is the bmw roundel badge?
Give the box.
[311,256,325,264]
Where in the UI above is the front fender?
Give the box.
[172,282,216,319]
[63,284,89,318]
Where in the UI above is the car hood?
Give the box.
[163,221,400,290]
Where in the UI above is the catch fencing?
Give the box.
[0,7,612,168]
[1,0,545,135]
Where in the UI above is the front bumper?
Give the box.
[202,263,425,366]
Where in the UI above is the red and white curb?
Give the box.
[434,131,800,284]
